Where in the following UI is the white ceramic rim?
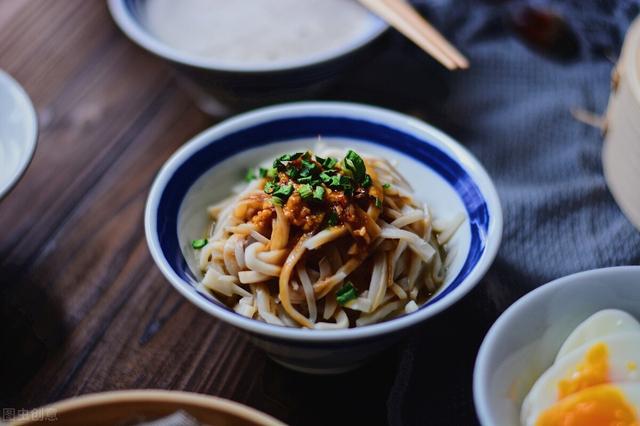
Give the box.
[107,0,388,73]
[0,70,38,200]
[12,390,285,426]
[473,265,640,426]
[145,101,503,342]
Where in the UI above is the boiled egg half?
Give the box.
[521,309,640,426]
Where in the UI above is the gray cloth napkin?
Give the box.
[383,1,640,424]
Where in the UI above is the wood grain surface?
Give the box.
[0,2,410,425]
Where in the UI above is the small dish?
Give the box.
[108,0,388,113]
[474,266,640,426]
[145,101,502,373]
[0,70,38,200]
[11,390,284,426]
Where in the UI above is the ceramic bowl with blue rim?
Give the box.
[145,102,503,374]
[107,0,388,113]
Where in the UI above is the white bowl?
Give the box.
[474,266,640,426]
[145,101,502,373]
[108,0,388,111]
[0,70,38,200]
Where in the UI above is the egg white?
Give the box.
[556,309,640,361]
[521,332,640,426]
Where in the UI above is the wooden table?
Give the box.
[0,2,491,425]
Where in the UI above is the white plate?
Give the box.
[0,70,38,200]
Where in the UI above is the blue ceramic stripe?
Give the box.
[156,115,489,318]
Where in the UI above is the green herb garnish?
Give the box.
[327,174,342,188]
[245,168,256,182]
[336,282,358,305]
[273,153,291,169]
[270,196,283,206]
[192,239,208,249]
[319,171,334,184]
[272,184,293,200]
[297,184,313,200]
[313,186,325,201]
[300,159,318,177]
[344,150,366,184]
[264,181,277,194]
[266,167,278,178]
[375,197,382,208]
[273,152,303,168]
[285,166,299,179]
[323,157,337,169]
[382,183,391,190]
[362,174,372,188]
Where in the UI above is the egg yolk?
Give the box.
[535,384,639,426]
[558,342,609,399]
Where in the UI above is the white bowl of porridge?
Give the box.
[108,0,388,113]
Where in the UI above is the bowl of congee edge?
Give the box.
[107,0,388,112]
[145,102,502,374]
[474,266,640,426]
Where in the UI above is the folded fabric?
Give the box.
[385,1,640,424]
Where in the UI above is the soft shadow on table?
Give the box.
[0,261,67,408]
[254,346,402,426]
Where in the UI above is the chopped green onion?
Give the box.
[192,239,208,249]
[336,282,358,305]
[299,167,311,178]
[362,174,372,188]
[375,197,382,208]
[272,184,293,199]
[273,152,303,167]
[382,183,391,190]
[285,166,299,179]
[323,157,338,169]
[273,153,292,169]
[297,184,313,199]
[270,196,283,206]
[264,181,277,194]
[319,171,333,184]
[266,167,278,178]
[301,159,318,175]
[245,168,256,182]
[258,168,268,178]
[344,150,366,184]
[326,211,338,226]
[328,175,342,188]
[313,186,325,201]
[315,155,337,169]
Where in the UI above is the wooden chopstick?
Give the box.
[382,0,469,69]
[358,0,469,70]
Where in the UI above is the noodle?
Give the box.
[192,148,463,328]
